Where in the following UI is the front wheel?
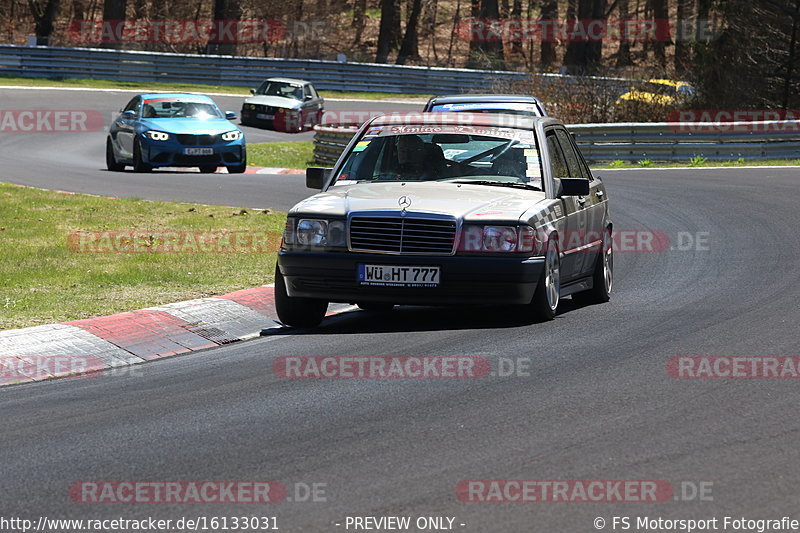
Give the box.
[573,228,613,305]
[274,265,328,328]
[106,138,125,171]
[132,139,152,173]
[227,147,247,173]
[528,237,560,321]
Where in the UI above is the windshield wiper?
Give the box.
[449,179,542,191]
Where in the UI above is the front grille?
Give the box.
[349,216,456,255]
[176,134,219,146]
[254,105,277,114]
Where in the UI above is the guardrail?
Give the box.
[313,121,800,166]
[0,44,615,94]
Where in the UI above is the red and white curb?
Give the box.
[0,285,354,387]
[245,166,304,175]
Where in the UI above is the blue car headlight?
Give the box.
[145,131,169,141]
[221,130,243,141]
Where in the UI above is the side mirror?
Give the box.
[225,111,237,121]
[249,88,256,95]
[557,177,590,197]
[305,95,314,101]
[122,110,136,118]
[306,167,331,189]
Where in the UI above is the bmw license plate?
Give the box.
[183,147,214,155]
[256,113,275,120]
[358,264,440,287]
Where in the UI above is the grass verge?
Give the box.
[0,75,428,101]
[0,182,284,330]
[593,158,800,169]
[248,141,315,169]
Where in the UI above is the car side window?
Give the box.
[308,85,318,99]
[555,129,588,179]
[123,96,140,115]
[304,85,313,100]
[545,131,569,179]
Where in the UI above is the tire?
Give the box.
[132,139,152,173]
[106,138,125,171]
[199,165,218,173]
[227,146,247,174]
[274,265,328,328]
[573,227,613,305]
[357,302,395,312]
[528,237,561,321]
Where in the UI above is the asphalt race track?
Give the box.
[2,88,800,531]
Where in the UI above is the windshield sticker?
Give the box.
[384,125,534,141]
[526,167,542,178]
[433,102,539,113]
[352,141,371,152]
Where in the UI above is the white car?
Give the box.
[240,77,324,133]
[276,114,612,327]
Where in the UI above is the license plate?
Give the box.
[358,264,440,287]
[183,147,214,155]
[256,113,275,120]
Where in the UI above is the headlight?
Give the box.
[286,218,346,248]
[221,130,242,141]
[144,131,169,141]
[458,225,539,253]
[247,104,256,110]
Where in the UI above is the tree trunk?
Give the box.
[674,0,692,73]
[206,0,241,56]
[615,0,632,67]
[397,0,423,63]
[649,0,668,67]
[540,0,558,67]
[376,0,399,62]
[352,0,367,45]
[100,0,125,49]
[28,0,60,45]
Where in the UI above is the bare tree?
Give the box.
[28,0,61,45]
[376,0,400,62]
[397,0,423,64]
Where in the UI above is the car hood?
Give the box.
[244,95,301,109]
[137,118,238,134]
[292,181,547,222]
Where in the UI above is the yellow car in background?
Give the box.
[617,79,697,106]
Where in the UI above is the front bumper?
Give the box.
[141,138,245,168]
[278,251,545,305]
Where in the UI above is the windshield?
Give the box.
[140,99,222,119]
[334,126,543,189]
[256,81,304,100]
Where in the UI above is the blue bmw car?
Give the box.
[106,93,246,173]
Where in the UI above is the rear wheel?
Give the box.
[573,227,613,305]
[275,265,328,328]
[132,140,152,173]
[105,138,125,171]
[528,237,560,321]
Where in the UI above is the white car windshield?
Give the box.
[140,99,222,119]
[256,81,304,100]
[334,130,543,189]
